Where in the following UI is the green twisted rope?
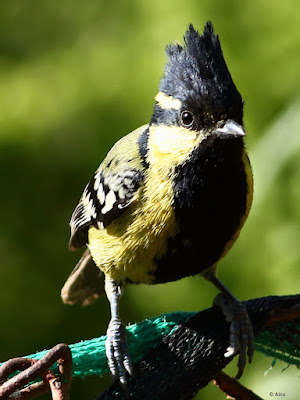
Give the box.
[11,311,299,378]
[26,312,193,378]
[1,299,299,380]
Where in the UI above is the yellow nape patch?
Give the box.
[155,92,182,110]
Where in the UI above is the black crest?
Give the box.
[159,22,243,125]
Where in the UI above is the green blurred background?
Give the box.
[0,0,299,399]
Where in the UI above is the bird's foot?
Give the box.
[105,316,133,392]
[213,293,254,379]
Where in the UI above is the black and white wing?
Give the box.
[69,125,148,250]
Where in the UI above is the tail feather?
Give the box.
[61,248,105,306]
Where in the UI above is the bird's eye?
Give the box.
[180,110,194,127]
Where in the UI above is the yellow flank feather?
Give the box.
[88,124,206,284]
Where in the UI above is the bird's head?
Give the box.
[150,22,245,142]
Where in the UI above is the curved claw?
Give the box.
[105,317,133,389]
[214,293,254,379]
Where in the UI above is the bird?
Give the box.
[62,22,254,389]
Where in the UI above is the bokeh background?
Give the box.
[0,0,299,399]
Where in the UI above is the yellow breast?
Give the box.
[88,124,207,283]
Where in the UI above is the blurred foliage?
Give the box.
[0,0,299,399]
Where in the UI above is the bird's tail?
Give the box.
[61,248,105,306]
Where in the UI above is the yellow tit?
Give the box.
[62,22,254,388]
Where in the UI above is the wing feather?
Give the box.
[69,125,148,250]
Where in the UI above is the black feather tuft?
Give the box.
[158,22,243,126]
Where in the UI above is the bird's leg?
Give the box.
[104,278,133,390]
[204,270,254,379]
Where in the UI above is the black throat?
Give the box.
[154,136,248,283]
[173,136,246,214]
